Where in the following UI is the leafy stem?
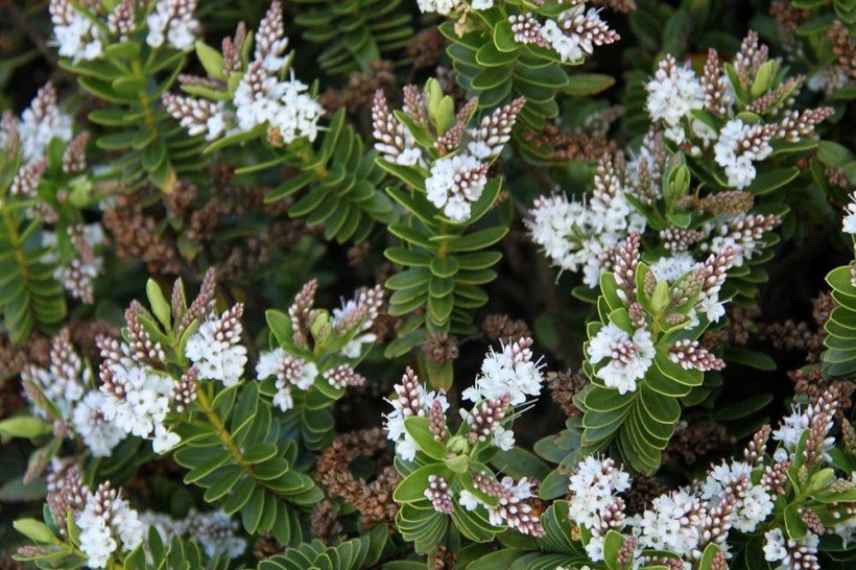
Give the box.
[194,382,249,471]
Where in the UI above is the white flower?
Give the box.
[772,405,810,452]
[232,54,322,143]
[541,20,584,63]
[763,528,788,563]
[185,307,247,387]
[764,529,819,570]
[383,378,449,460]
[493,426,515,450]
[697,292,727,323]
[417,0,461,15]
[772,403,834,461]
[101,357,174,442]
[17,83,73,163]
[72,391,125,457]
[584,534,605,561]
[146,0,199,50]
[713,119,773,189]
[526,174,646,289]
[835,515,856,548]
[567,456,631,530]
[701,460,772,533]
[271,77,323,144]
[539,6,615,63]
[256,348,319,412]
[638,489,702,556]
[645,56,705,137]
[21,329,89,419]
[78,514,116,568]
[462,338,544,406]
[736,485,774,533]
[77,485,144,568]
[650,253,697,283]
[152,425,181,454]
[425,153,487,222]
[50,0,104,62]
[459,489,481,511]
[588,323,655,394]
[396,437,418,461]
[843,192,856,234]
[331,286,384,358]
[471,0,493,8]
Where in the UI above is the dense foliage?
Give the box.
[5,1,856,569]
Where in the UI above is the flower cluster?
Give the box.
[47,223,105,305]
[3,81,72,164]
[139,509,246,559]
[164,1,322,146]
[147,0,199,51]
[50,0,198,61]
[587,322,655,393]
[526,155,646,288]
[532,5,620,63]
[372,83,524,222]
[98,334,179,454]
[383,367,450,460]
[21,329,126,459]
[256,280,381,413]
[462,336,545,405]
[644,32,832,189]
[49,0,105,62]
[77,482,145,568]
[583,242,737,396]
[557,391,856,568]
[257,349,318,412]
[464,473,545,537]
[567,456,631,559]
[185,303,248,387]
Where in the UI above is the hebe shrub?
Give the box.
[3,1,856,569]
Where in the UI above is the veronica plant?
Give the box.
[469,386,856,570]
[51,0,208,192]
[384,337,547,553]
[291,0,415,75]
[372,79,522,386]
[644,31,832,193]
[164,0,395,244]
[0,83,109,345]
[428,0,621,152]
[260,279,385,450]
[768,0,856,101]
[576,236,736,474]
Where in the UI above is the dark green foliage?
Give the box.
[261,109,396,244]
[292,0,414,75]
[173,381,322,544]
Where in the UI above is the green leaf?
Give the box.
[404,416,447,461]
[747,167,800,196]
[265,309,301,353]
[194,40,225,80]
[603,530,625,570]
[14,518,57,544]
[723,348,776,371]
[714,393,773,422]
[145,279,171,330]
[784,503,806,540]
[698,544,722,570]
[447,227,508,253]
[493,19,520,52]
[0,415,52,439]
[394,464,447,503]
[564,73,615,96]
